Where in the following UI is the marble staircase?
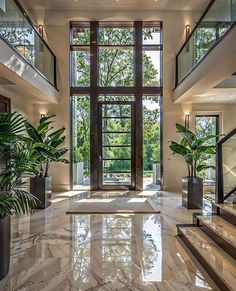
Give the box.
[177,203,236,291]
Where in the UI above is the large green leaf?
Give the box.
[169,141,190,157]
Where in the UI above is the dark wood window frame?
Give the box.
[0,95,11,113]
[70,21,163,191]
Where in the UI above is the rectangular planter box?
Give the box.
[30,177,52,209]
[0,216,10,280]
[182,177,203,209]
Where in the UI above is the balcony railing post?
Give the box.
[216,142,224,203]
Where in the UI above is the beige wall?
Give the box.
[12,8,236,191]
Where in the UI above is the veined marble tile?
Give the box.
[0,191,218,291]
[198,215,236,248]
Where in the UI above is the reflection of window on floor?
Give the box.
[73,216,90,285]
[102,216,132,281]
[143,215,162,282]
[195,115,219,188]
[195,270,212,289]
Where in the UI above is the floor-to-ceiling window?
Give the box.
[195,115,219,193]
[70,21,163,191]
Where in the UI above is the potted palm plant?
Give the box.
[0,112,37,280]
[25,115,69,209]
[169,123,216,209]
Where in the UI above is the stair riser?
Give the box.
[177,226,231,291]
[217,208,236,227]
[197,220,236,260]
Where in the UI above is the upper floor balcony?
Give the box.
[174,0,236,103]
[0,0,59,103]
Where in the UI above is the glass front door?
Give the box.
[98,101,135,189]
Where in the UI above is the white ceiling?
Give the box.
[22,0,209,11]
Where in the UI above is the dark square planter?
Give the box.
[0,216,10,280]
[30,177,52,209]
[182,177,203,209]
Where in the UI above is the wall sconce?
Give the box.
[185,25,191,52]
[185,114,190,129]
[40,114,46,118]
[38,24,44,38]
[185,25,191,40]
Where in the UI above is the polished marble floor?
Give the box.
[0,191,219,291]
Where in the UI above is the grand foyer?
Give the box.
[0,0,236,290]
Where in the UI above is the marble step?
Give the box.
[197,215,236,259]
[214,203,236,226]
[177,225,236,291]
[215,203,236,216]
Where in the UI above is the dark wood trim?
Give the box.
[134,21,143,191]
[90,21,99,190]
[70,21,163,190]
[0,96,11,113]
[177,225,231,291]
[197,217,236,260]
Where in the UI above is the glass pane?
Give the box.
[72,96,90,189]
[143,50,161,87]
[102,118,131,132]
[102,173,131,185]
[0,0,55,85]
[99,95,135,102]
[103,160,131,173]
[34,33,55,84]
[177,0,235,84]
[143,95,161,189]
[222,134,236,195]
[103,147,131,159]
[102,104,131,118]
[103,133,131,146]
[99,47,134,87]
[143,27,161,45]
[71,26,90,45]
[195,116,217,186]
[71,50,90,87]
[99,27,134,45]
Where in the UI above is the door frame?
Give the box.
[0,96,11,113]
[98,100,136,190]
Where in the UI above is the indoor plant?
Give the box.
[169,123,216,209]
[25,115,69,209]
[0,112,37,280]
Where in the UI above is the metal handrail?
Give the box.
[216,128,236,203]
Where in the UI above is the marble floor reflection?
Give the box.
[0,191,218,291]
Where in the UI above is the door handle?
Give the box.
[99,155,102,162]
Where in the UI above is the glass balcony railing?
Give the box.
[176,0,236,85]
[0,0,56,87]
[216,128,236,203]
